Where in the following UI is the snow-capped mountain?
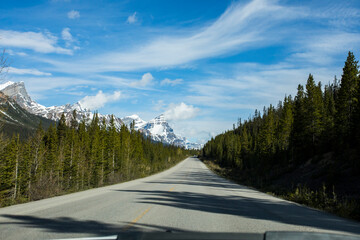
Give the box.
[121,114,147,131]
[185,141,203,150]
[143,114,187,147]
[121,114,186,147]
[0,81,123,129]
[0,81,201,149]
[121,114,202,149]
[0,91,55,138]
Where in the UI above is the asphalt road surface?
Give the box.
[1,157,360,239]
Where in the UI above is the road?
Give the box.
[1,157,360,239]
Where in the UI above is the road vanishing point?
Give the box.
[1,157,360,239]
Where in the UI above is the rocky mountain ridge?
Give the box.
[0,81,202,149]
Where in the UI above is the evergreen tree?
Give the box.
[57,113,67,142]
[278,95,293,152]
[304,74,324,149]
[335,51,359,146]
[291,84,307,161]
[70,110,78,129]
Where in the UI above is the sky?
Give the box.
[0,0,360,144]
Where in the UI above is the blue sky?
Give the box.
[1,0,360,144]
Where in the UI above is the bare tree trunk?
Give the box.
[13,152,19,200]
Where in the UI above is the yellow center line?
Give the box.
[169,187,175,192]
[122,207,152,231]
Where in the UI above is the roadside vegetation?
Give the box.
[202,51,360,221]
[0,112,194,207]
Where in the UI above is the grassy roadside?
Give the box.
[201,157,360,222]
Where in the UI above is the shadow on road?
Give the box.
[1,159,360,236]
[120,166,360,235]
[0,214,181,236]
[0,214,122,235]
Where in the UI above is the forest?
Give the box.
[202,52,360,219]
[0,112,192,207]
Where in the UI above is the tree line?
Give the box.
[0,111,191,207]
[203,51,360,179]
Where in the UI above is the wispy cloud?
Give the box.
[0,30,72,54]
[127,12,137,24]
[79,90,121,110]
[152,99,165,111]
[9,76,93,98]
[187,61,339,112]
[161,78,183,86]
[288,32,360,66]
[47,0,302,73]
[6,49,27,56]
[61,28,74,47]
[8,67,52,76]
[67,10,80,19]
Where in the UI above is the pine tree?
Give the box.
[335,51,359,146]
[323,82,336,148]
[70,110,78,129]
[57,113,67,142]
[304,74,324,148]
[278,95,293,152]
[291,84,307,162]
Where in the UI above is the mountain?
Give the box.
[121,114,147,131]
[0,81,123,129]
[121,114,203,149]
[121,114,185,146]
[0,91,55,139]
[0,81,201,149]
[184,141,203,150]
[143,114,186,147]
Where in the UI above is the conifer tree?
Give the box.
[304,74,323,148]
[335,51,359,145]
[278,95,293,151]
[291,84,307,161]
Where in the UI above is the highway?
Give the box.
[1,157,360,239]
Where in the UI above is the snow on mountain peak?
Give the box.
[0,81,200,149]
[0,81,15,91]
[121,114,147,130]
[128,114,140,118]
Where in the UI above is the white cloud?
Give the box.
[6,49,27,56]
[127,12,137,24]
[48,0,302,73]
[61,27,76,48]
[160,78,183,86]
[187,61,340,112]
[131,72,154,87]
[8,76,94,100]
[68,10,80,19]
[163,102,199,121]
[171,119,233,144]
[0,29,72,54]
[79,90,121,110]
[289,32,360,66]
[152,100,165,111]
[8,67,52,76]
[61,28,73,42]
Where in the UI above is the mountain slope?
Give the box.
[0,81,202,149]
[143,114,186,146]
[0,81,123,129]
[122,114,203,149]
[121,114,147,131]
[0,92,55,139]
